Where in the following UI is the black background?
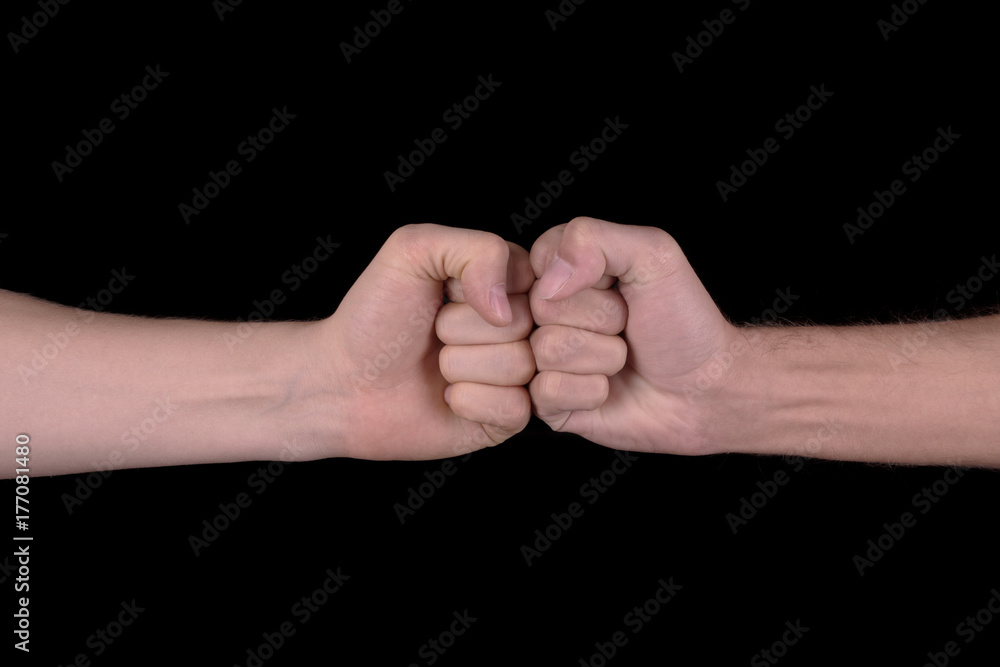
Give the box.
[4,0,999,665]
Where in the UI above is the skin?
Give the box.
[528,217,1000,467]
[2,224,536,476]
[4,218,998,475]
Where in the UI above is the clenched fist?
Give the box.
[527,216,739,455]
[327,224,535,460]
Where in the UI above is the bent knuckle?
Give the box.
[608,335,628,374]
[437,345,459,383]
[388,224,433,266]
[639,227,678,279]
[602,295,628,334]
[537,369,563,401]
[509,340,537,384]
[496,388,531,430]
[477,232,510,266]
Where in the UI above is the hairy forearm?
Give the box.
[1,290,343,477]
[711,315,1000,466]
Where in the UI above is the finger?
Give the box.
[529,370,609,418]
[445,383,531,444]
[532,217,679,301]
[530,326,627,376]
[529,224,615,290]
[439,340,536,386]
[385,224,517,327]
[529,283,627,335]
[444,240,534,305]
[436,295,532,345]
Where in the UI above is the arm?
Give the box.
[2,290,337,476]
[528,217,1000,467]
[2,224,535,477]
[714,317,1000,467]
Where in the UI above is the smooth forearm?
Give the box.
[2,290,344,476]
[709,316,1000,466]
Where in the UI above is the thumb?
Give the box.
[533,217,677,301]
[385,224,515,327]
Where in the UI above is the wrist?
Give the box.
[700,324,837,459]
[257,319,354,462]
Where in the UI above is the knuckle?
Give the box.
[433,303,457,342]
[530,327,559,368]
[578,374,609,411]
[535,369,562,402]
[496,388,531,431]
[639,227,678,278]
[437,345,459,383]
[509,340,537,384]
[511,390,532,431]
[388,224,432,265]
[594,374,610,406]
[608,336,628,374]
[478,232,510,265]
[565,216,599,239]
[600,295,628,334]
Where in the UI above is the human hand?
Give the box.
[325,224,535,460]
[527,217,741,454]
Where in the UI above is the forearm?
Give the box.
[1,290,344,477]
[710,315,1000,466]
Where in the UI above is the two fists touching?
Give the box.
[328,217,738,460]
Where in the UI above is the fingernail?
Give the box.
[538,256,574,300]
[489,283,512,323]
[444,385,452,405]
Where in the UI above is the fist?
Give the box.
[327,224,536,460]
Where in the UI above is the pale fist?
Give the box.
[326,224,534,460]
